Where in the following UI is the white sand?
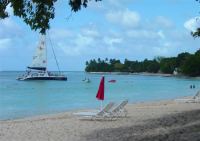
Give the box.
[0,99,200,141]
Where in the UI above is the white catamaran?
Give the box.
[17,35,67,81]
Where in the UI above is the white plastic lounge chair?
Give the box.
[75,102,115,120]
[109,100,128,118]
[175,90,200,103]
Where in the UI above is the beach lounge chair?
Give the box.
[74,102,115,120]
[175,90,200,103]
[109,100,128,118]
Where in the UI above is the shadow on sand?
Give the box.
[85,109,200,141]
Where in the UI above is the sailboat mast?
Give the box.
[47,31,61,74]
[45,35,47,70]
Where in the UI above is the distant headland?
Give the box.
[85,49,200,77]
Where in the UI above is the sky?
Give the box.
[0,0,200,71]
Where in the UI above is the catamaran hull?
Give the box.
[17,76,67,81]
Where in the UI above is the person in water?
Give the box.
[190,85,196,89]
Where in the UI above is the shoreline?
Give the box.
[88,72,174,77]
[1,97,200,141]
[88,72,200,79]
[0,96,191,122]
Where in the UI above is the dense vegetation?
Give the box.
[85,50,200,77]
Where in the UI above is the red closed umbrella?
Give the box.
[96,76,104,100]
[96,76,104,110]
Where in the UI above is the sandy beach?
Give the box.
[1,98,200,141]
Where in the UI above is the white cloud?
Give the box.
[75,34,94,47]
[126,30,157,39]
[81,28,100,37]
[0,18,23,38]
[155,16,173,28]
[0,18,17,29]
[49,29,74,40]
[184,17,200,32]
[153,46,169,56]
[107,0,124,8]
[56,29,99,57]
[0,38,12,50]
[53,18,198,62]
[59,44,82,56]
[106,9,140,28]
[53,26,124,58]
[106,0,133,8]
[103,37,123,46]
[157,30,165,39]
[42,15,200,67]
[126,30,165,40]
[0,17,25,55]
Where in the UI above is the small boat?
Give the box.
[85,79,91,83]
[108,79,116,83]
[82,78,91,83]
[17,35,67,81]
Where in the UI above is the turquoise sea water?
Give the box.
[0,71,200,120]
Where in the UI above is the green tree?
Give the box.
[105,58,108,62]
[160,57,177,74]
[176,52,191,67]
[114,62,124,72]
[0,0,101,34]
[146,60,160,73]
[85,50,200,76]
[86,61,89,66]
[181,55,200,76]
[181,49,200,76]
[124,59,132,72]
